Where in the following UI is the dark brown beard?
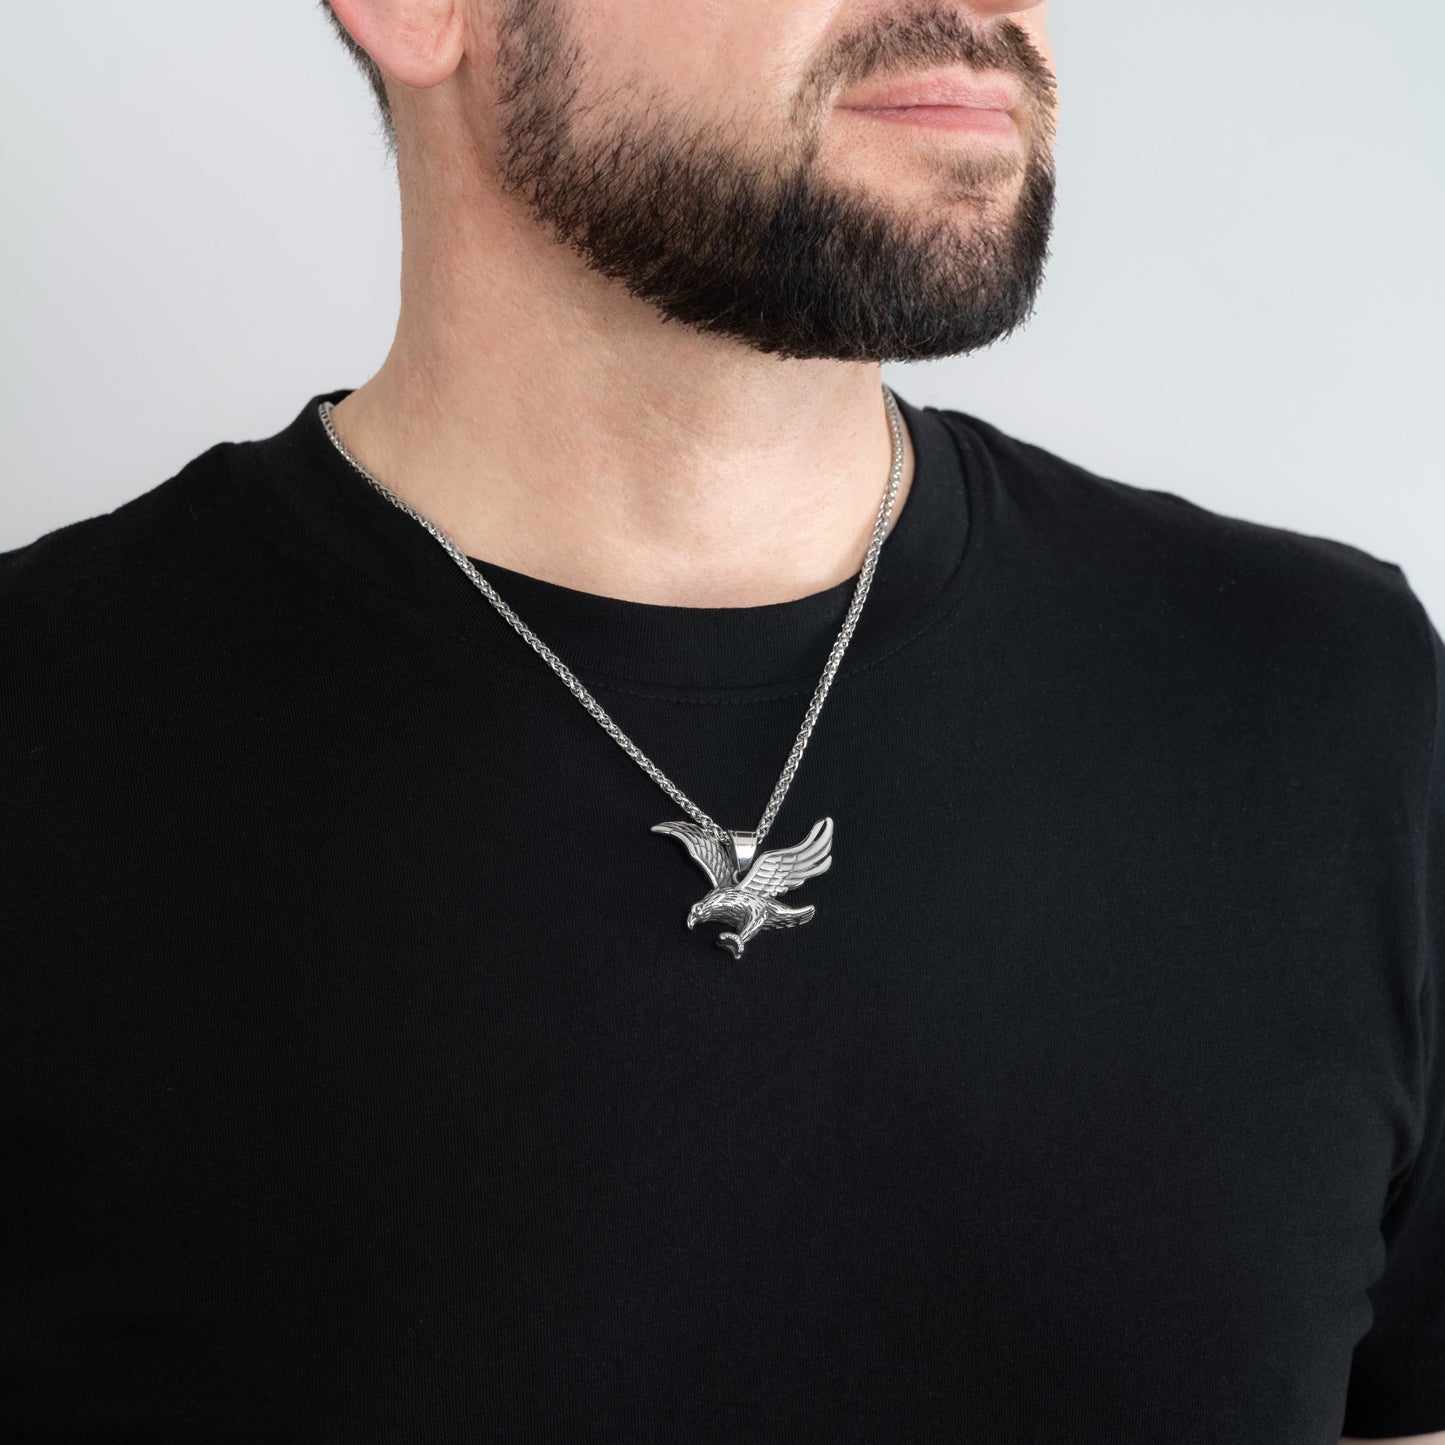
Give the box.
[491,0,1058,363]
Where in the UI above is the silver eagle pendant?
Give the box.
[650,816,834,956]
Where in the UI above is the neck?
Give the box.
[326,185,915,610]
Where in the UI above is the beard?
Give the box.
[490,0,1058,364]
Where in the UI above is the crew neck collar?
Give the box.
[252,385,983,695]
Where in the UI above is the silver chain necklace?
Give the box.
[316,383,906,957]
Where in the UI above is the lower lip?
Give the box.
[843,105,1016,134]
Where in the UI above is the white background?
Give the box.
[4,1,1442,624]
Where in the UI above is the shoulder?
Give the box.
[0,435,273,672]
[933,404,1437,741]
[0,436,285,772]
[935,403,1410,601]
[0,438,246,623]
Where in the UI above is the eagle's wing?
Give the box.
[650,820,736,890]
[737,816,833,898]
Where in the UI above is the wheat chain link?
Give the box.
[317,383,905,853]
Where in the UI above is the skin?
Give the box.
[1340,1437,1445,1444]
[1340,1436,1445,1443]
[324,0,1057,606]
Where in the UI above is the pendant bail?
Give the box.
[729,829,759,880]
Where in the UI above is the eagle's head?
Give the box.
[686,892,728,929]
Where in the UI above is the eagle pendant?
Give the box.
[650,815,834,956]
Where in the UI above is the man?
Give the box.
[2,0,1440,1439]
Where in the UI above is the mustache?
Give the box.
[807,5,1057,120]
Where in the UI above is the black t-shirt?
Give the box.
[3,388,1442,1442]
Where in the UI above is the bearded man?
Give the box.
[2,1,1441,1440]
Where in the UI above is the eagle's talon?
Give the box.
[718,932,744,957]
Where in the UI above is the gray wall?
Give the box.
[5,1,1442,623]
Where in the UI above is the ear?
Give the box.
[326,0,466,90]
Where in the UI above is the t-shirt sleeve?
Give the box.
[1340,590,1445,1439]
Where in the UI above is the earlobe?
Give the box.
[326,0,466,91]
